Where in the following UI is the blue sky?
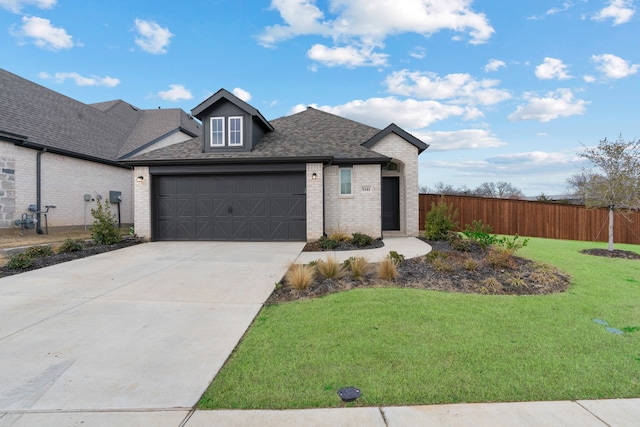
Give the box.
[1,0,638,196]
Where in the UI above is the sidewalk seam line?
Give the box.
[574,401,611,427]
[379,406,389,427]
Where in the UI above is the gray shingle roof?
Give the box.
[126,107,391,164]
[0,68,200,164]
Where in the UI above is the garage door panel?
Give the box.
[154,173,306,241]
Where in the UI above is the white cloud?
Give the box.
[592,0,635,25]
[291,96,470,129]
[13,16,73,50]
[0,0,55,13]
[307,42,388,67]
[484,59,506,72]
[232,87,252,102]
[385,69,511,106]
[157,84,193,101]
[414,129,507,151]
[546,1,574,16]
[535,57,572,80]
[591,53,639,78]
[39,71,120,87]
[409,46,426,59]
[508,88,588,122]
[583,74,596,83]
[260,0,494,67]
[134,18,173,54]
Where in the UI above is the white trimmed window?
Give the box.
[210,117,225,146]
[340,168,352,196]
[228,116,243,146]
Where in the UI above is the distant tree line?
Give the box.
[420,181,525,199]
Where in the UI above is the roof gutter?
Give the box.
[13,140,130,169]
[120,155,334,167]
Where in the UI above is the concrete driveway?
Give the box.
[0,242,304,416]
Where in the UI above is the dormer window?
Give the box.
[229,117,243,146]
[210,116,243,147]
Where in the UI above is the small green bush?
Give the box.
[447,232,473,252]
[350,232,373,247]
[424,199,459,240]
[90,198,122,245]
[6,253,32,269]
[318,236,340,250]
[58,238,85,253]
[462,220,497,250]
[388,251,405,265]
[495,234,530,252]
[25,245,54,258]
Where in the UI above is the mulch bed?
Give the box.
[0,237,143,278]
[268,239,571,303]
[302,238,385,252]
[580,248,640,260]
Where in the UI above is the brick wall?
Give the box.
[324,164,381,238]
[368,134,420,236]
[306,163,323,241]
[133,166,151,238]
[1,142,133,232]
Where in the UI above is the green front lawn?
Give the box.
[199,238,640,409]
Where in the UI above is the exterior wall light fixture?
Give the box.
[312,172,317,180]
[136,176,144,182]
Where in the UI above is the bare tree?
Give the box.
[568,136,640,251]
[473,181,524,199]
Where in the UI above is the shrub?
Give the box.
[346,256,370,280]
[285,264,316,291]
[350,232,373,247]
[328,231,351,242]
[318,236,340,250]
[462,220,497,250]
[486,247,516,269]
[479,277,501,294]
[430,257,454,272]
[424,199,459,240]
[25,245,54,258]
[495,234,530,253]
[6,253,32,269]
[425,250,447,262]
[90,198,122,245]
[462,258,479,271]
[377,255,398,281]
[57,238,85,253]
[447,232,473,252]
[316,256,347,279]
[388,251,405,265]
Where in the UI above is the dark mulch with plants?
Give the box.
[580,248,640,260]
[269,239,571,303]
[302,238,384,252]
[0,237,143,278]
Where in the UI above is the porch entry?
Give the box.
[381,176,400,230]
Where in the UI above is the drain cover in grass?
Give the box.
[337,387,361,402]
[606,327,624,335]
[592,319,609,326]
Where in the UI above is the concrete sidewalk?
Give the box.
[295,236,432,264]
[2,398,638,426]
[187,399,640,426]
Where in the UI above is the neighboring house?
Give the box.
[0,68,200,234]
[124,89,428,241]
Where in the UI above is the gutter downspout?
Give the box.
[36,148,46,234]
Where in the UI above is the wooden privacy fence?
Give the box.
[419,194,640,245]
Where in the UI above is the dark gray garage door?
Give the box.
[153,174,306,241]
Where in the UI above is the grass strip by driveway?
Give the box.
[199,237,640,409]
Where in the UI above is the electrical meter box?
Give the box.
[109,191,122,203]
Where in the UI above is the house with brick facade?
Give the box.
[124,89,428,241]
[0,68,200,235]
